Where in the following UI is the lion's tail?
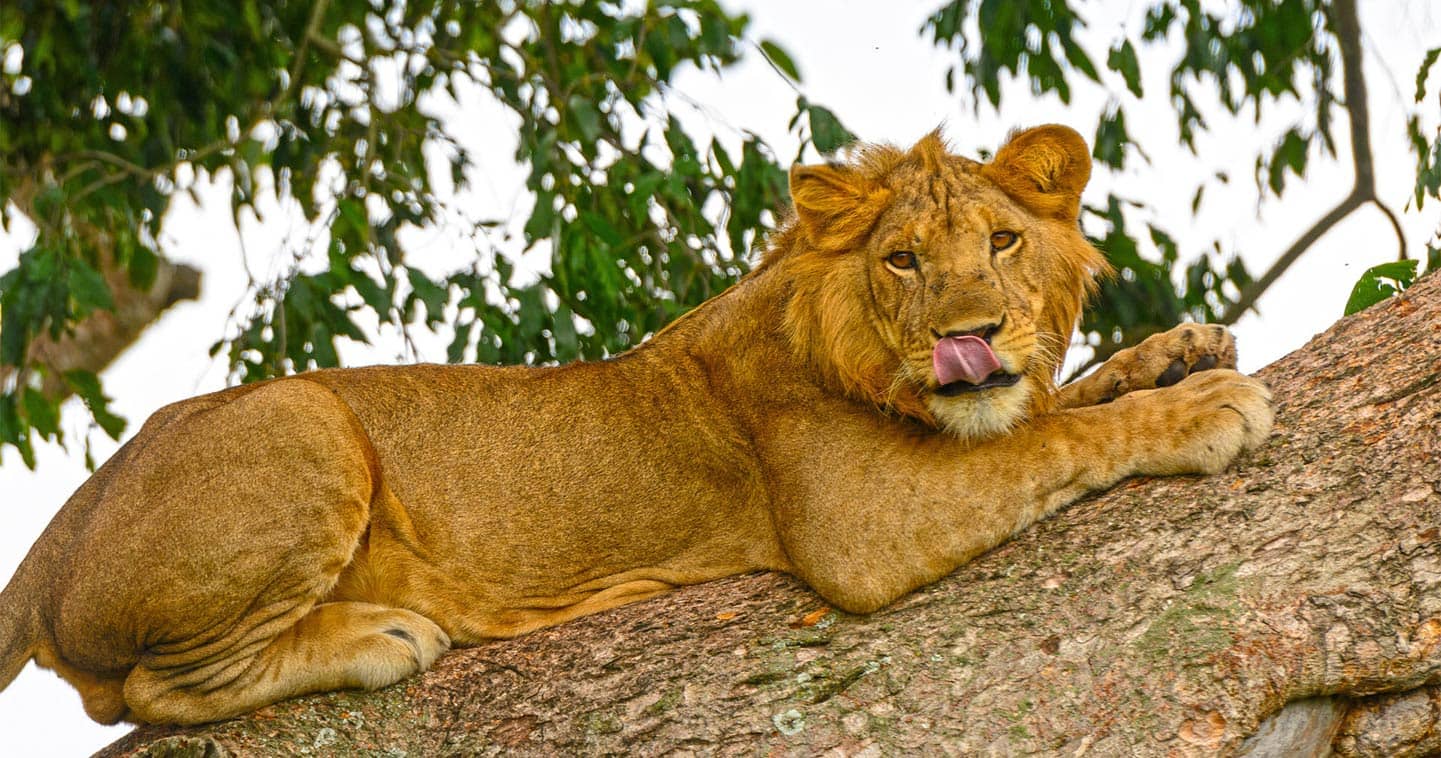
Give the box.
[0,560,38,694]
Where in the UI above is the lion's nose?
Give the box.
[931,316,1004,343]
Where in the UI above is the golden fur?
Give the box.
[0,125,1272,725]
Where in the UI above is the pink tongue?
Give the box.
[933,335,1002,386]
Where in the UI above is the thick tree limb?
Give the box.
[1,174,201,402]
[0,251,200,401]
[97,271,1441,756]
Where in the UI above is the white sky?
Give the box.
[2,2,1439,753]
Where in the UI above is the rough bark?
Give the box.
[102,272,1441,757]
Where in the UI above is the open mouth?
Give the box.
[934,371,1023,396]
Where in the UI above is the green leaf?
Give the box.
[580,211,623,247]
[1226,256,1252,289]
[524,192,557,244]
[336,198,368,238]
[68,259,115,314]
[566,95,603,143]
[1267,130,1308,194]
[63,370,127,439]
[759,39,801,82]
[406,267,449,324]
[552,304,579,361]
[351,271,391,315]
[1417,47,1440,102]
[1107,40,1143,97]
[127,244,160,291]
[1061,35,1100,84]
[1093,108,1130,170]
[1344,259,1419,315]
[515,285,545,342]
[22,387,60,439]
[807,104,856,154]
[0,394,37,469]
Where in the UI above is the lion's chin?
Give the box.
[926,376,1032,442]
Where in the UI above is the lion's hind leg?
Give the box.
[123,601,448,724]
[44,378,449,724]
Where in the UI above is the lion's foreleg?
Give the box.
[1057,323,1238,408]
[772,370,1272,615]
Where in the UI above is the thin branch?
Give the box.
[68,150,157,180]
[1335,0,1373,196]
[1219,190,1367,324]
[1216,0,1402,324]
[1372,199,1409,261]
[71,168,142,206]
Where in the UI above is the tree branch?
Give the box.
[1373,197,1410,261]
[0,180,202,403]
[0,240,201,402]
[1219,188,1366,324]
[1335,0,1374,195]
[1220,0,1405,324]
[101,271,1441,756]
[274,0,332,115]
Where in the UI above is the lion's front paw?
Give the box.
[1122,368,1274,476]
[1062,323,1238,407]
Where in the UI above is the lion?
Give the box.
[0,125,1272,725]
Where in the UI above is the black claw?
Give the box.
[384,628,417,644]
[1157,359,1188,387]
[1194,355,1219,372]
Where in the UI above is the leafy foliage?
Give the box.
[924,0,1380,365]
[0,0,827,465]
[1344,259,1419,315]
[0,0,1433,469]
[1409,46,1441,270]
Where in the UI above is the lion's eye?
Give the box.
[990,230,1019,251]
[886,251,918,270]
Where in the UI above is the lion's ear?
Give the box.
[789,164,890,249]
[981,125,1091,220]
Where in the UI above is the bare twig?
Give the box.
[1220,189,1368,325]
[1373,198,1409,261]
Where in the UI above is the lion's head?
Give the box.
[769,125,1110,440]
